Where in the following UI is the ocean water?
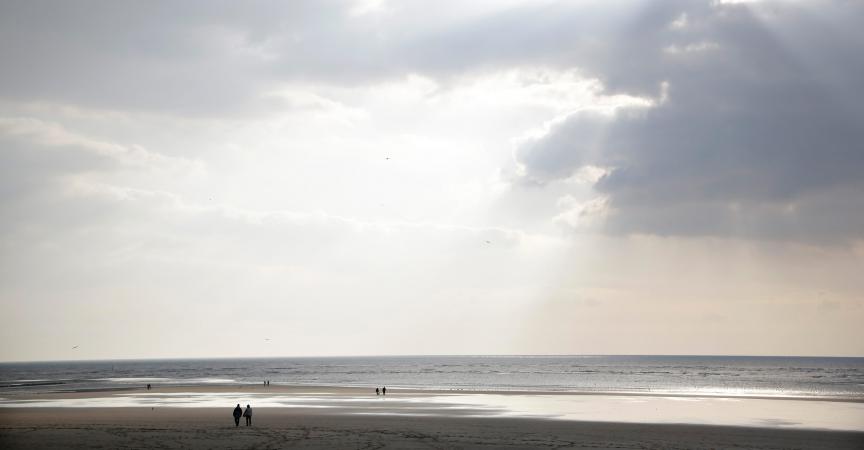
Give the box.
[1,355,862,400]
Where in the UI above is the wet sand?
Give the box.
[2,385,863,448]
[4,384,863,431]
[2,407,863,449]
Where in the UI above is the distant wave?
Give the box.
[2,356,862,400]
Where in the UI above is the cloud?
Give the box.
[0,111,538,265]
[514,0,864,241]
[0,1,670,115]
[663,41,720,54]
[553,195,609,230]
[1,0,863,360]
[4,0,861,244]
[0,0,337,115]
[0,117,197,170]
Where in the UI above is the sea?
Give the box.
[1,355,863,400]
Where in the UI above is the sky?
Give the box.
[1,0,862,361]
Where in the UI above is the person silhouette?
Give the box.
[243,404,253,426]
[382,386,386,396]
[375,387,380,395]
[232,404,242,427]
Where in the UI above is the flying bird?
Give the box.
[72,345,79,349]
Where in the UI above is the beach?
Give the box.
[2,385,863,449]
[2,407,864,449]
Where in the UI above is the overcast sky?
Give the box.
[1,0,862,361]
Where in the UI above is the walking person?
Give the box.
[382,386,386,396]
[375,387,380,395]
[232,404,242,427]
[243,404,253,426]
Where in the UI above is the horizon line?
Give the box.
[2,353,863,364]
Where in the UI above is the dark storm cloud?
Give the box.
[515,1,864,241]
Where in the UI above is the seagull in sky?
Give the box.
[72,345,79,349]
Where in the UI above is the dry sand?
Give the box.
[1,407,863,449]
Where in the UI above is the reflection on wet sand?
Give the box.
[2,387,863,431]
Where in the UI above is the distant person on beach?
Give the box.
[382,386,386,395]
[232,404,242,427]
[146,384,151,390]
[375,387,380,395]
[243,404,253,426]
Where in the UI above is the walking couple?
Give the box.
[232,404,253,426]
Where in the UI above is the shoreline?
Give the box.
[1,407,863,449]
[4,383,863,403]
